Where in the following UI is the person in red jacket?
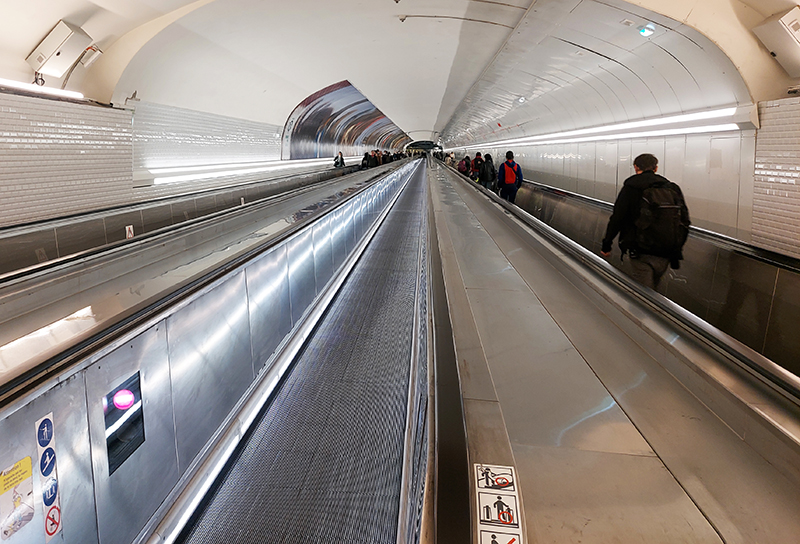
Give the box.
[497,151,522,203]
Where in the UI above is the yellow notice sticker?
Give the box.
[0,459,32,496]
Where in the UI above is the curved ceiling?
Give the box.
[0,0,798,145]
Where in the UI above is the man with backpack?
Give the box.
[601,153,690,290]
[497,151,523,203]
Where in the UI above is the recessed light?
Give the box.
[518,97,526,103]
[640,23,656,37]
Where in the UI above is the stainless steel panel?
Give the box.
[141,204,174,233]
[329,207,348,270]
[312,216,334,293]
[170,200,197,223]
[194,195,217,218]
[0,374,98,544]
[55,218,107,257]
[104,209,144,243]
[85,323,179,544]
[0,228,58,274]
[341,200,356,256]
[662,237,718,319]
[245,246,292,370]
[706,250,777,354]
[286,229,317,324]
[168,272,254,470]
[764,268,800,376]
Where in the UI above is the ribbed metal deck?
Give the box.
[178,165,427,543]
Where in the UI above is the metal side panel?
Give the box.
[168,272,254,472]
[330,206,348,270]
[312,215,334,294]
[0,373,98,544]
[85,323,179,544]
[342,199,356,256]
[245,245,292,370]
[286,229,317,325]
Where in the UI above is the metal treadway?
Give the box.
[177,162,428,543]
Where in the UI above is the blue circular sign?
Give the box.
[40,447,56,477]
[37,418,53,448]
[43,477,58,507]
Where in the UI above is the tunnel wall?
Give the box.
[0,93,283,228]
[453,127,757,241]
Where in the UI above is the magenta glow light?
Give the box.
[113,389,136,411]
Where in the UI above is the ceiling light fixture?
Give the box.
[640,23,656,37]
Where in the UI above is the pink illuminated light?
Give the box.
[113,389,136,410]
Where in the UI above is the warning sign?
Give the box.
[44,506,60,537]
[0,458,34,540]
[478,492,519,528]
[480,529,522,544]
[35,414,61,542]
[476,464,516,492]
[474,464,524,544]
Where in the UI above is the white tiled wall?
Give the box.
[132,101,281,171]
[754,98,800,259]
[0,94,285,228]
[472,130,757,242]
[0,93,133,228]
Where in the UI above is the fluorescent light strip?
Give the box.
[0,77,84,100]
[154,159,331,185]
[465,107,738,150]
[463,123,739,150]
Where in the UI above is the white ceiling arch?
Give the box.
[0,0,798,141]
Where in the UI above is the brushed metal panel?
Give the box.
[763,268,800,376]
[170,200,197,223]
[245,246,292,369]
[194,195,217,218]
[85,323,179,544]
[104,209,144,243]
[706,251,777,354]
[683,135,711,224]
[168,272,254,470]
[0,373,98,544]
[55,218,107,257]
[663,135,687,186]
[141,204,174,233]
[707,136,742,234]
[341,200,356,256]
[595,141,618,203]
[329,207,348,270]
[577,142,596,197]
[0,228,58,274]
[286,228,317,327]
[312,216,334,293]
[662,237,718,320]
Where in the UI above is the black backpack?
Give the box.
[635,181,689,257]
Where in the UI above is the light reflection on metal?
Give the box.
[0,306,95,374]
[104,401,142,439]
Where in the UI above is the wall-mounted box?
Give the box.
[26,20,93,78]
[754,7,800,78]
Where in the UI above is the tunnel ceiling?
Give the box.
[0,0,798,144]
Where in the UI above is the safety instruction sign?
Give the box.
[35,414,61,542]
[0,457,34,540]
[474,464,523,544]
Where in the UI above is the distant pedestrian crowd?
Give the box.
[359,150,408,169]
[446,150,523,203]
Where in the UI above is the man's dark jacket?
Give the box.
[602,170,690,261]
